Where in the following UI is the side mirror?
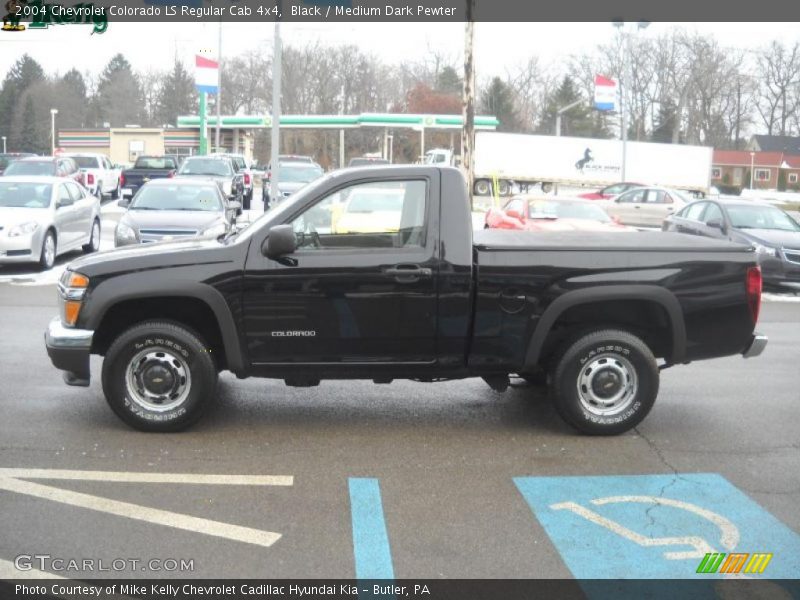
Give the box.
[228,200,242,212]
[57,198,74,208]
[118,197,131,209]
[263,224,297,258]
[506,207,524,220]
[707,218,726,232]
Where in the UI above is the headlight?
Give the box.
[202,222,227,237]
[754,243,777,257]
[115,222,137,243]
[8,221,39,237]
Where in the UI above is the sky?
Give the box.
[1,22,799,84]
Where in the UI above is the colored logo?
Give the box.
[2,0,27,30]
[696,552,773,574]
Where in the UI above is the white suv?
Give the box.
[64,153,122,199]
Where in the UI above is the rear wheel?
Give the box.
[101,321,218,432]
[82,219,100,253]
[550,329,659,435]
[497,179,511,196]
[111,180,121,199]
[39,230,56,271]
[474,179,491,196]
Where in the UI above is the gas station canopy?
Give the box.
[176,113,499,130]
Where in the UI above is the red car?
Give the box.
[578,182,644,200]
[484,196,635,232]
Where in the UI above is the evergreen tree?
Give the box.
[651,102,678,143]
[55,69,89,129]
[92,54,145,127]
[156,59,195,127]
[480,76,521,132]
[435,66,462,94]
[18,96,44,154]
[0,54,46,148]
[537,76,611,138]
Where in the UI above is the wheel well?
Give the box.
[91,297,227,369]
[539,299,673,364]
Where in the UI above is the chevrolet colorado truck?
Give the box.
[44,166,767,435]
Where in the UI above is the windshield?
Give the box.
[135,157,176,169]
[0,182,52,208]
[280,165,323,183]
[345,191,404,212]
[3,161,55,176]
[727,205,800,231]
[71,156,99,169]
[130,184,222,212]
[529,201,611,222]
[178,158,231,177]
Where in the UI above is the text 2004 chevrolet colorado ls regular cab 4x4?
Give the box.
[45,166,767,435]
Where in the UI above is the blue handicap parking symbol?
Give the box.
[514,473,800,579]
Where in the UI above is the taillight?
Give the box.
[266,170,271,181]
[746,266,762,323]
[119,173,125,186]
[87,173,95,185]
[244,173,251,185]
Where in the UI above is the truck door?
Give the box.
[242,175,438,366]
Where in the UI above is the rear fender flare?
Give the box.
[524,285,686,368]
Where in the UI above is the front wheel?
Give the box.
[473,179,491,196]
[39,230,56,270]
[101,321,218,432]
[550,329,659,435]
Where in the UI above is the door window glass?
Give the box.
[617,189,645,203]
[66,182,84,201]
[290,180,427,250]
[684,202,707,221]
[703,203,723,224]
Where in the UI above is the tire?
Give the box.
[96,181,103,199]
[497,180,511,196]
[39,230,56,271]
[550,329,659,435]
[541,182,553,193]
[474,179,491,196]
[101,321,218,432]
[82,219,100,253]
[111,180,121,200]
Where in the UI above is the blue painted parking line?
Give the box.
[349,477,395,580]
[514,473,800,579]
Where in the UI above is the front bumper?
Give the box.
[44,317,94,386]
[742,333,768,359]
[0,231,42,264]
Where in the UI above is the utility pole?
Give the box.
[269,17,282,204]
[461,7,475,206]
[215,19,222,152]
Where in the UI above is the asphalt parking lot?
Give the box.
[0,245,798,582]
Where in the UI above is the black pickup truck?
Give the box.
[45,166,767,435]
[119,155,179,200]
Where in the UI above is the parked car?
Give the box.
[578,182,645,200]
[485,196,635,232]
[211,153,253,209]
[279,154,314,163]
[44,166,766,435]
[64,153,122,199]
[0,153,36,175]
[120,155,179,200]
[0,176,101,270]
[2,156,86,188]
[601,186,690,228]
[664,198,800,290]
[333,184,406,234]
[174,156,244,204]
[348,157,390,168]
[115,179,240,247]
[262,161,324,208]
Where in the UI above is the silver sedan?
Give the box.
[0,176,101,270]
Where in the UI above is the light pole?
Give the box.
[269,18,282,205]
[387,134,393,164]
[50,109,58,155]
[555,99,583,137]
[612,21,649,182]
[1,136,6,153]
[750,151,755,190]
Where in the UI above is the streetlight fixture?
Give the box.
[750,151,755,190]
[50,108,58,155]
[612,20,649,182]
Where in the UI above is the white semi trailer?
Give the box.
[425,132,713,197]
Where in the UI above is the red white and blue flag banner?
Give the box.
[594,75,616,111]
[195,55,219,95]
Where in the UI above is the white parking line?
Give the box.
[0,469,294,548]
[0,468,293,486]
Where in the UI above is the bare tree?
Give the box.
[755,41,800,136]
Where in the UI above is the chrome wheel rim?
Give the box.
[576,353,638,416]
[91,221,100,250]
[43,235,55,267]
[125,347,191,412]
